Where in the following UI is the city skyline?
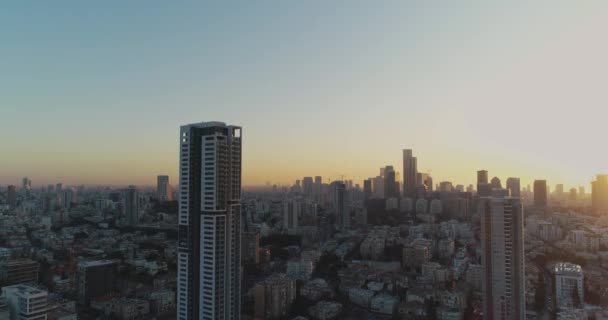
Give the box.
[2,2,608,188]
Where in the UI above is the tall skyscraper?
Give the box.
[331,181,349,231]
[554,262,584,309]
[21,177,31,198]
[534,180,548,210]
[480,189,525,320]
[157,175,172,201]
[7,185,16,209]
[283,199,300,235]
[302,177,313,198]
[363,179,372,201]
[506,177,521,198]
[122,186,139,227]
[403,149,418,197]
[477,170,491,197]
[490,177,502,189]
[592,174,608,215]
[384,166,397,198]
[313,176,322,202]
[177,122,242,320]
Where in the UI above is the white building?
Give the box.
[554,263,584,310]
[3,285,48,320]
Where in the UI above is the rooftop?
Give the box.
[554,262,583,275]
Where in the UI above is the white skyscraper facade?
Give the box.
[481,189,525,320]
[555,263,584,309]
[177,122,242,320]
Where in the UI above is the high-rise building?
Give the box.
[480,189,525,320]
[569,188,578,201]
[3,285,48,320]
[302,177,313,198]
[477,170,491,197]
[384,166,398,198]
[157,175,172,201]
[0,257,39,287]
[592,174,608,215]
[403,149,418,197]
[177,122,242,320]
[554,262,584,309]
[534,180,548,210]
[313,176,322,202]
[373,176,384,199]
[506,177,521,198]
[254,274,296,320]
[579,186,585,197]
[6,185,16,209]
[555,184,565,197]
[55,183,63,194]
[77,260,117,306]
[241,232,259,265]
[21,177,31,198]
[363,179,372,201]
[490,177,502,189]
[283,199,300,234]
[122,186,139,227]
[62,187,75,210]
[331,181,349,231]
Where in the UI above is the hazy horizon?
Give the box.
[2,1,607,189]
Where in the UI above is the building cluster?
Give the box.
[2,122,608,320]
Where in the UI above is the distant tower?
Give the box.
[283,199,300,235]
[506,178,521,198]
[534,180,548,210]
[177,121,242,320]
[157,175,172,201]
[480,189,525,320]
[403,149,418,197]
[384,166,397,198]
[490,177,502,189]
[302,177,313,198]
[122,186,139,227]
[21,177,31,198]
[592,174,608,215]
[6,185,16,209]
[477,170,491,197]
[331,182,349,231]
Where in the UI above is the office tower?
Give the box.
[157,175,172,201]
[122,186,139,227]
[579,186,585,197]
[254,274,296,320]
[302,177,313,198]
[554,263,584,309]
[363,179,372,201]
[314,176,322,201]
[21,177,31,197]
[480,189,525,320]
[592,174,608,215]
[177,122,242,320]
[506,177,521,198]
[569,188,578,201]
[331,181,349,231]
[3,285,48,320]
[555,184,564,197]
[241,231,260,265]
[534,180,548,210]
[62,187,75,210]
[283,199,300,235]
[373,176,385,198]
[55,183,63,194]
[490,177,502,189]
[384,166,397,198]
[439,181,454,193]
[402,149,419,197]
[77,260,117,306]
[7,185,16,209]
[418,173,433,192]
[477,170,491,197]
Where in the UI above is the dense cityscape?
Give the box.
[0,121,607,320]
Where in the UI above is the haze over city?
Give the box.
[2,1,608,188]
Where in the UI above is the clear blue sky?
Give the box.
[1,1,607,188]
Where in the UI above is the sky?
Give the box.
[1,1,607,189]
